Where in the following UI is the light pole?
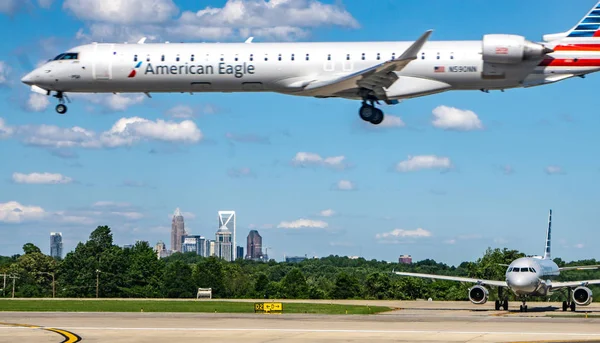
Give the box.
[38,272,56,298]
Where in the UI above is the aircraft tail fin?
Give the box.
[544,1,600,42]
[543,209,552,260]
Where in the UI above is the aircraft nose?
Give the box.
[21,71,35,86]
[507,275,538,294]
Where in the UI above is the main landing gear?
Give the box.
[495,287,509,311]
[359,101,384,125]
[53,91,69,114]
[562,289,576,312]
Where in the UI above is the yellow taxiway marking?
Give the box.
[0,322,81,343]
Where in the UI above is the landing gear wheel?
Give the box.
[502,301,508,311]
[495,300,500,311]
[56,104,67,114]
[570,302,576,312]
[370,108,384,125]
[524,305,528,312]
[562,301,568,312]
[359,104,376,122]
[519,305,523,312]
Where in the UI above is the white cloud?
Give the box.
[228,167,255,178]
[292,152,348,169]
[277,219,328,229]
[376,228,432,240]
[38,0,54,9]
[379,115,406,128]
[26,93,51,112]
[166,105,195,119]
[444,239,457,245]
[0,201,46,223]
[0,0,20,14]
[13,116,202,149]
[0,61,9,84]
[77,94,145,111]
[545,165,565,175]
[319,209,335,217]
[575,243,585,249]
[12,172,73,184]
[93,201,131,208]
[110,211,143,220]
[73,0,359,42]
[335,180,355,191]
[396,155,452,172]
[432,106,483,131]
[0,118,14,138]
[63,0,178,24]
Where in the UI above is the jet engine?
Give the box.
[482,34,553,64]
[573,286,593,306]
[468,285,489,305]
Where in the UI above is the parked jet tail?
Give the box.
[543,209,552,260]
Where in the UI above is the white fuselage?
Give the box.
[505,257,560,296]
[22,40,593,101]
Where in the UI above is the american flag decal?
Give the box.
[434,66,445,73]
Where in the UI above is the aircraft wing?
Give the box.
[559,265,600,271]
[393,271,508,287]
[550,280,600,290]
[302,30,433,97]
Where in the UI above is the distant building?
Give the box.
[399,254,412,264]
[154,241,171,259]
[285,256,306,263]
[50,232,62,259]
[236,246,243,260]
[171,208,186,253]
[181,235,208,256]
[123,244,134,249]
[246,230,263,260]
[215,226,233,262]
[218,211,236,260]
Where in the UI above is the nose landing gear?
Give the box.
[53,91,70,114]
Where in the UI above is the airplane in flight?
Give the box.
[20,1,600,123]
[394,210,600,312]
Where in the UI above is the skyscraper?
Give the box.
[215,226,233,262]
[236,246,244,261]
[246,230,263,260]
[50,232,62,259]
[171,208,186,253]
[218,211,236,260]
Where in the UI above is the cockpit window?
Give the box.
[513,268,520,272]
[521,268,530,272]
[53,53,79,61]
[530,268,536,273]
[507,267,513,272]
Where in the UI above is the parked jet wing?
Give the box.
[393,271,508,287]
[550,279,600,290]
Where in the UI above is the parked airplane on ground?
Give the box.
[21,1,600,122]
[394,210,600,312]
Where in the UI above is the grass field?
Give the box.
[0,299,391,315]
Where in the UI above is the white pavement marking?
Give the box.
[0,327,597,337]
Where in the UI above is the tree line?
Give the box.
[1,226,598,301]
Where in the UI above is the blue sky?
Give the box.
[0,0,599,266]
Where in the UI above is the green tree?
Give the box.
[162,260,195,298]
[254,273,269,298]
[281,268,308,299]
[331,272,361,299]
[22,243,42,255]
[365,272,391,299]
[193,257,225,297]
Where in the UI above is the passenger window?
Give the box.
[191,54,195,62]
[392,52,396,60]
[161,55,165,62]
[220,54,224,62]
[278,54,281,61]
[134,55,138,62]
[250,54,254,61]
[450,53,454,60]
[436,53,440,60]
[306,53,309,61]
[421,53,425,60]
[176,55,180,62]
[377,53,380,60]
[264,54,268,61]
[327,54,331,61]
[346,54,350,60]
[361,53,365,60]
[146,55,150,62]
[291,54,295,61]
[235,55,239,62]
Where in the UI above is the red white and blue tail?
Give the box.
[544,1,600,42]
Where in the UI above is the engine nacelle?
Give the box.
[573,286,593,306]
[482,34,552,64]
[468,285,489,305]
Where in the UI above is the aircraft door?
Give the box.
[93,44,114,80]
[324,54,334,72]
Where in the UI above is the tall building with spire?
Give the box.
[218,211,236,260]
[246,230,263,260]
[171,208,186,253]
[50,232,63,259]
[215,225,233,262]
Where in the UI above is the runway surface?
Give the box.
[2,301,600,343]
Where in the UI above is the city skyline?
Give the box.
[1,0,599,266]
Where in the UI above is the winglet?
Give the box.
[543,209,552,260]
[397,30,433,61]
[245,37,254,44]
[137,37,147,44]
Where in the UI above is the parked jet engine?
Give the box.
[573,286,593,306]
[482,34,553,64]
[468,285,489,305]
